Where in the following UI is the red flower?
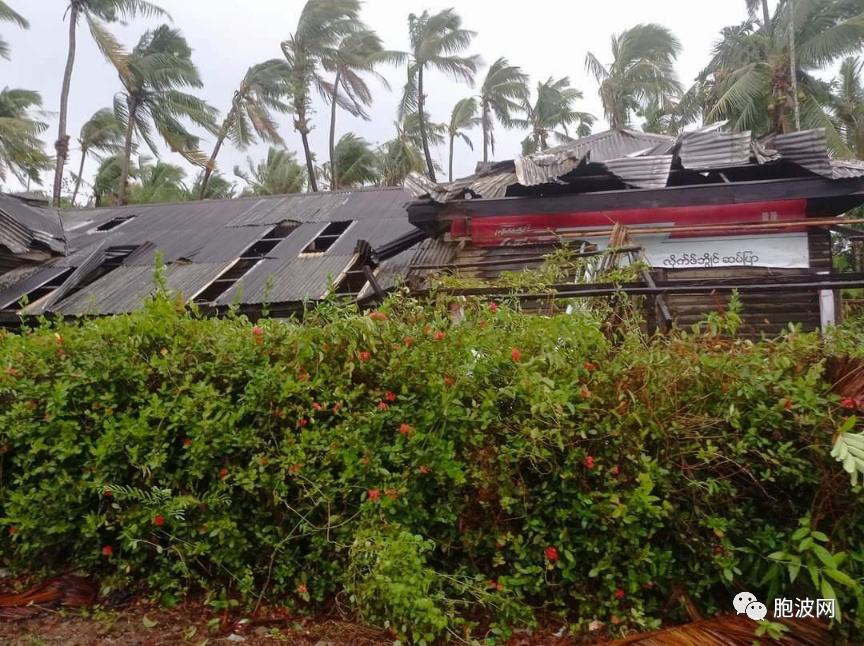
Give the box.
[511,348,522,362]
[297,418,308,428]
[403,337,413,346]
[384,391,397,402]
[252,326,264,336]
[584,362,597,372]
[443,375,455,387]
[545,546,559,562]
[418,465,429,474]
[378,402,389,410]
[183,438,192,447]
[478,320,487,328]
[332,403,342,413]
[104,490,113,498]
[360,457,370,465]
[489,301,499,312]
[8,526,18,536]
[290,464,301,474]
[713,545,725,555]
[488,579,504,591]
[581,387,591,399]
[367,489,381,501]
[296,583,307,595]
[611,465,620,475]
[154,515,165,526]
[434,331,445,341]
[399,423,413,436]
[312,402,322,411]
[102,545,113,557]
[385,488,398,499]
[219,468,229,479]
[614,588,625,599]
[841,397,860,410]
[784,399,794,410]
[585,455,595,470]
[369,311,388,321]
[260,457,268,466]
[358,351,371,362]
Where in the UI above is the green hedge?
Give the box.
[0,291,862,642]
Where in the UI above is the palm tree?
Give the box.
[637,100,686,136]
[447,98,480,182]
[325,133,378,188]
[0,87,51,185]
[322,28,405,190]
[70,108,124,205]
[585,23,683,130]
[92,154,132,205]
[376,123,426,187]
[514,77,595,155]
[198,59,292,199]
[704,0,864,153]
[0,1,28,60]
[52,0,169,207]
[128,159,187,204]
[746,0,772,32]
[112,25,217,205]
[235,147,306,196]
[478,57,530,163]
[191,170,235,200]
[401,9,479,181]
[832,57,864,158]
[282,0,362,193]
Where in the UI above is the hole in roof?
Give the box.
[301,221,352,255]
[93,215,136,233]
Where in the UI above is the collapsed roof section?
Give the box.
[404,124,864,205]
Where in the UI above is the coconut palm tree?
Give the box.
[704,0,864,153]
[326,133,378,188]
[585,23,683,130]
[128,159,187,204]
[746,0,772,32]
[478,57,530,163]
[112,25,217,205]
[447,98,480,182]
[235,147,306,196]
[52,0,169,207]
[0,1,28,60]
[92,154,136,205]
[0,87,51,185]
[401,9,479,181]
[322,28,405,190]
[70,108,124,205]
[376,123,426,187]
[282,0,362,193]
[513,77,595,155]
[831,57,864,158]
[190,170,235,200]
[198,59,292,199]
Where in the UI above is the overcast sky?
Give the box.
[2,0,757,200]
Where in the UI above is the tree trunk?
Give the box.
[417,66,437,182]
[482,102,489,163]
[761,0,771,33]
[329,68,342,191]
[300,126,318,192]
[199,112,233,200]
[53,3,79,207]
[448,134,455,183]
[118,99,137,205]
[71,148,87,207]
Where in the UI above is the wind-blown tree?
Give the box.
[191,170,235,200]
[704,0,864,153]
[638,100,685,136]
[327,132,378,188]
[0,1,27,60]
[323,29,405,190]
[199,59,292,200]
[92,154,132,205]
[375,123,425,187]
[127,159,187,204]
[478,57,530,163]
[447,97,480,182]
[52,0,169,207]
[746,0,772,32]
[112,25,218,205]
[282,0,362,193]
[0,87,51,185]
[514,77,595,155]
[70,108,124,205]
[585,23,683,130]
[235,147,306,196]
[832,57,864,158]
[401,9,479,181]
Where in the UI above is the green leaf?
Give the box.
[791,526,810,541]
[824,568,857,588]
[812,545,836,569]
[811,531,829,542]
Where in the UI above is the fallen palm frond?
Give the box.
[0,573,97,620]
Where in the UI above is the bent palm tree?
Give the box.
[191,170,235,200]
[585,23,683,130]
[0,1,28,60]
[0,87,51,185]
[323,28,404,190]
[514,77,595,154]
[53,0,168,207]
[328,132,378,188]
[746,0,772,32]
[113,25,217,205]
[402,9,479,181]
[832,57,864,158]
[128,159,187,204]
[479,57,529,163]
[235,147,306,196]
[199,59,292,199]
[447,98,480,182]
[376,123,426,187]
[705,0,864,153]
[282,0,362,193]
[71,108,124,205]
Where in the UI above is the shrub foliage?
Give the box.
[0,289,862,641]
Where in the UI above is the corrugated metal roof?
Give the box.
[772,129,832,177]
[0,266,69,310]
[603,155,674,189]
[831,158,864,179]
[0,194,66,254]
[676,127,752,170]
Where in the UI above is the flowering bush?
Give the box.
[0,289,863,641]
